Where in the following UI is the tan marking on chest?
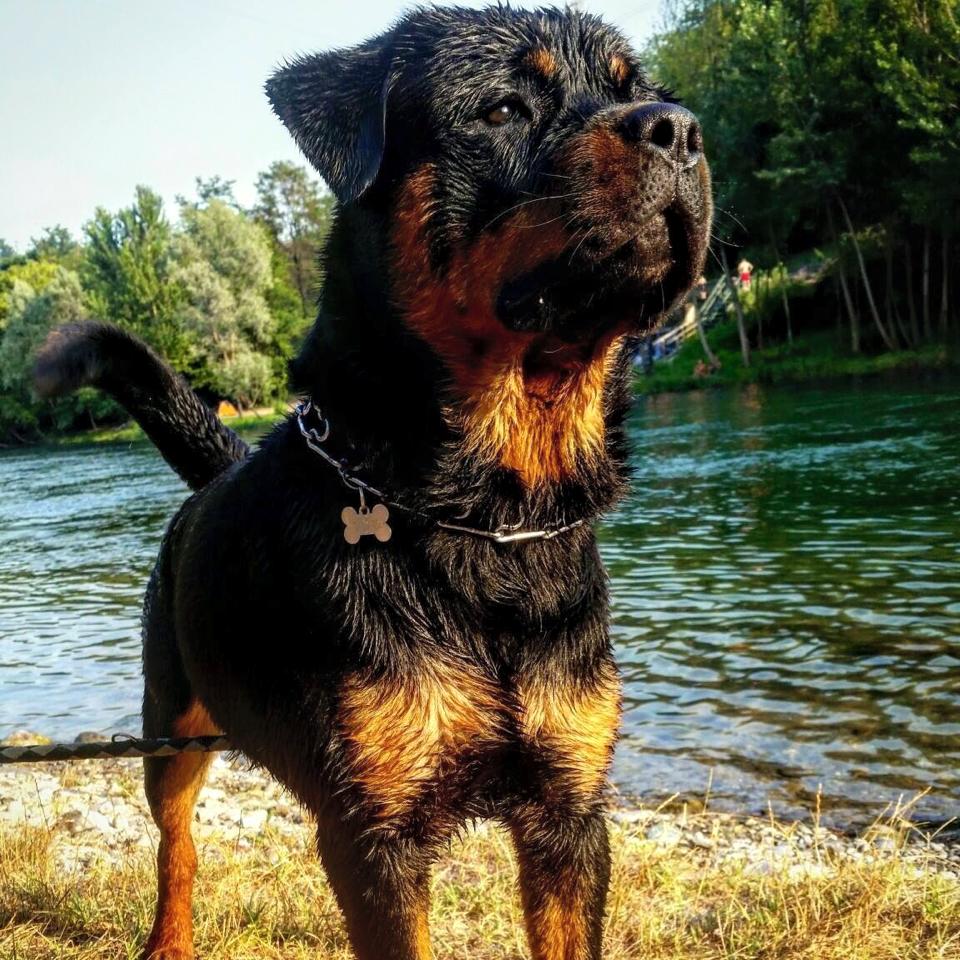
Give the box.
[339,663,503,823]
[457,334,624,487]
[391,165,622,488]
[518,664,622,801]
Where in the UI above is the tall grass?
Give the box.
[2,813,957,959]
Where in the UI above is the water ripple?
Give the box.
[1,379,959,826]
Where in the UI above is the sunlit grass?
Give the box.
[637,321,957,396]
[49,408,285,447]
[2,810,957,960]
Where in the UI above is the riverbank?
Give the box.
[636,325,959,395]
[6,339,958,450]
[45,408,284,447]
[2,750,958,959]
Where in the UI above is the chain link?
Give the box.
[294,401,585,544]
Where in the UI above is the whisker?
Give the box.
[519,214,568,230]
[560,225,588,256]
[714,206,748,233]
[708,245,727,274]
[480,193,576,231]
[568,225,596,264]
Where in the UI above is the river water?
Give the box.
[1,377,958,826]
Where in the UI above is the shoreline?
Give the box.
[636,335,958,396]
[2,748,958,881]
[3,346,957,451]
[4,751,959,959]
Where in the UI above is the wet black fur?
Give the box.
[38,7,710,959]
[34,322,249,489]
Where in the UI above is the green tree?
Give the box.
[0,269,116,437]
[27,225,81,268]
[0,260,62,333]
[82,186,187,366]
[253,161,333,320]
[178,175,239,210]
[648,0,959,352]
[172,199,277,407]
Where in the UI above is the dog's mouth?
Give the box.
[496,201,703,343]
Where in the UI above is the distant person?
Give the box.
[737,258,754,290]
[696,274,708,301]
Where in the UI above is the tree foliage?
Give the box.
[647,0,959,350]
[0,163,328,440]
[0,269,116,434]
[172,199,277,407]
[0,260,62,333]
[28,226,82,269]
[253,161,334,320]
[82,186,188,366]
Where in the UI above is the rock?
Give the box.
[242,809,269,832]
[4,757,959,879]
[788,862,831,881]
[645,821,683,846]
[73,732,106,744]
[1,730,51,747]
[85,810,113,833]
[0,799,27,823]
[689,830,714,850]
[58,810,86,835]
[612,809,656,825]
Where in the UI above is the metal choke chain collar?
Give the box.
[294,400,585,546]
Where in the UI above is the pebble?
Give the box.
[644,821,683,845]
[2,743,959,881]
[1,729,52,747]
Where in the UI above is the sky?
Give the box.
[0,1,664,252]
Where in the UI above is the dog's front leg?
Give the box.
[316,818,434,960]
[510,806,611,960]
[512,658,621,959]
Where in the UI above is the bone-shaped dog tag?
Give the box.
[341,503,392,544]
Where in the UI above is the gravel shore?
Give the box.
[3,731,958,881]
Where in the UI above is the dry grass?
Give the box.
[1,815,959,960]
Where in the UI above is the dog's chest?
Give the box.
[334,655,621,830]
[336,660,508,824]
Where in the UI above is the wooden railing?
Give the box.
[650,278,731,358]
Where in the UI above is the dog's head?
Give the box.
[268,6,711,486]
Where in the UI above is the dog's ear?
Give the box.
[266,37,394,204]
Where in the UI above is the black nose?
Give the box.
[620,102,703,167]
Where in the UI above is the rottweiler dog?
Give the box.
[35,6,710,959]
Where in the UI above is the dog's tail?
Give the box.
[34,322,250,491]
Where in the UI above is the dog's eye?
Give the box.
[486,103,516,125]
[484,100,527,126]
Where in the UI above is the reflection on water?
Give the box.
[607,380,960,824]
[0,378,958,824]
[0,443,185,735]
